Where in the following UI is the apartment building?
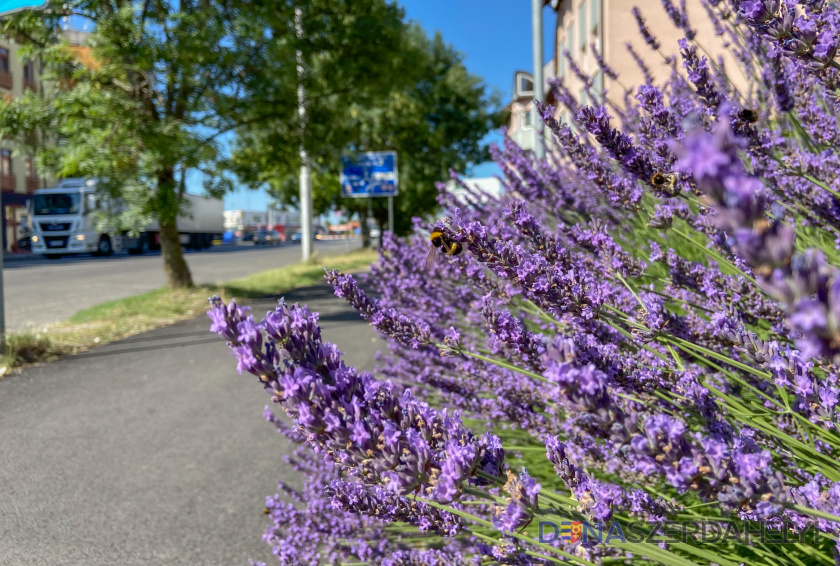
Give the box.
[0,36,44,253]
[507,0,740,149]
[505,64,554,152]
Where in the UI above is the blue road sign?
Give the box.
[0,0,48,16]
[340,151,398,198]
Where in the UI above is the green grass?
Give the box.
[0,248,378,376]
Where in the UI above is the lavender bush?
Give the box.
[210,1,840,564]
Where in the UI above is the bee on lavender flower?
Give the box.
[427,225,463,268]
[650,172,680,196]
[737,108,759,123]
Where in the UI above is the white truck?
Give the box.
[30,178,224,258]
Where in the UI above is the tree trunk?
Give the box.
[157,167,194,289]
[159,219,194,288]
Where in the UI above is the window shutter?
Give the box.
[579,1,587,50]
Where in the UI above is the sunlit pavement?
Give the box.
[0,284,380,566]
[5,239,361,331]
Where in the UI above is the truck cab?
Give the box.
[30,178,122,258]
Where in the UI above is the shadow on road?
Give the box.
[0,279,380,566]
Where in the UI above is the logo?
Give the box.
[560,521,581,543]
[539,519,822,545]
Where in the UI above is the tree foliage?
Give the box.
[0,0,263,287]
[0,0,500,285]
[231,21,503,236]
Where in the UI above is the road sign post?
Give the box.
[340,151,398,199]
[340,151,398,241]
[387,195,394,235]
[0,0,52,356]
[0,245,5,357]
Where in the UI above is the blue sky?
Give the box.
[223,1,555,211]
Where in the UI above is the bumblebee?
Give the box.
[737,108,758,123]
[427,229,463,268]
[650,172,679,196]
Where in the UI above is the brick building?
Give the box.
[507,0,740,150]
[0,36,45,252]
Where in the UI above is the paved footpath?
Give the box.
[0,284,380,566]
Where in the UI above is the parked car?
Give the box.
[290,231,302,243]
[254,229,282,246]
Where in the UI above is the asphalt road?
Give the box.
[0,284,381,566]
[4,240,360,332]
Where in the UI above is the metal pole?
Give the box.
[296,7,313,261]
[532,0,545,159]
[387,196,394,235]
[0,243,5,357]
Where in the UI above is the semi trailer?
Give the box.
[30,178,224,258]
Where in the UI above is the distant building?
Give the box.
[224,209,303,238]
[503,65,554,152]
[0,36,46,252]
[506,0,741,147]
[1,29,92,252]
[445,177,503,206]
[224,210,268,231]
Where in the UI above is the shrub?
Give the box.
[211,2,840,564]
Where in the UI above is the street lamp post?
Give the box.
[295,6,314,261]
[532,0,545,159]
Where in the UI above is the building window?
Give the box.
[23,61,36,91]
[559,37,566,77]
[591,0,600,33]
[0,48,11,90]
[1,149,12,177]
[520,76,534,94]
[566,24,574,58]
[580,88,588,107]
[25,156,38,192]
[579,1,587,50]
[592,70,603,99]
[523,109,533,129]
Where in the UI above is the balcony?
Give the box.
[26,176,39,193]
[0,71,11,90]
[23,78,37,93]
[1,174,16,191]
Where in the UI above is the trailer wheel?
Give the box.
[95,235,113,256]
[128,235,149,255]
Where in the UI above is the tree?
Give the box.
[226,0,406,221]
[230,20,503,241]
[354,25,504,236]
[0,0,259,288]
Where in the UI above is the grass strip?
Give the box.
[0,248,377,375]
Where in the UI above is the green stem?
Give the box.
[671,228,756,284]
[458,349,549,384]
[789,504,840,524]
